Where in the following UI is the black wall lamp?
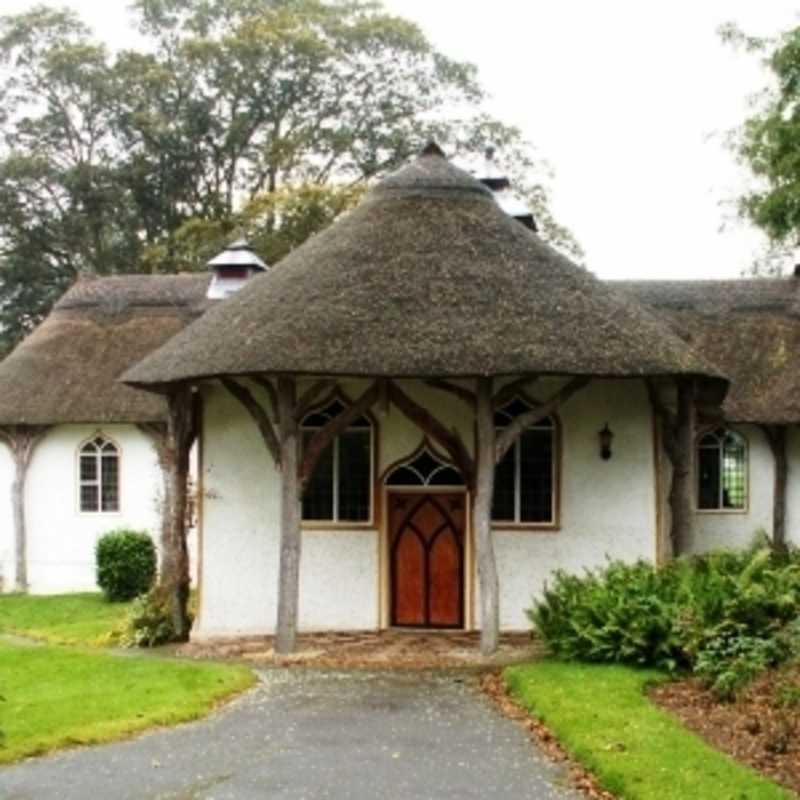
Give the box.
[599,423,614,460]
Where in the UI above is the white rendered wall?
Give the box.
[488,378,658,630]
[194,377,662,638]
[786,427,800,549]
[688,423,774,554]
[0,443,15,590]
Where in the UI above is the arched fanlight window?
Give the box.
[78,435,120,513]
[385,444,464,487]
[492,397,555,524]
[301,399,373,522]
[697,427,747,510]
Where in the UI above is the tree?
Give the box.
[0,0,580,354]
[723,21,800,271]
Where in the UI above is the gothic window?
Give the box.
[78,435,120,513]
[697,428,747,511]
[301,399,373,522]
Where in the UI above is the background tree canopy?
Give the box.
[0,0,580,352]
[723,20,800,275]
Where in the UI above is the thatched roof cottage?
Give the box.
[1,145,797,653]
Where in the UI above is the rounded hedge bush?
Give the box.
[95,529,157,601]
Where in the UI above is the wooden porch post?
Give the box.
[474,377,500,655]
[763,424,789,554]
[275,376,302,655]
[670,378,696,557]
[0,425,49,593]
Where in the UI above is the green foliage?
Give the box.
[119,589,178,647]
[505,661,791,800]
[95,530,157,602]
[0,640,254,764]
[724,21,800,267]
[529,545,800,698]
[0,0,580,354]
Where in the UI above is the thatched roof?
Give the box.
[617,278,800,424]
[0,274,209,425]
[124,147,723,387]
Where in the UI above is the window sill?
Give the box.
[491,523,560,533]
[694,509,749,516]
[301,522,377,532]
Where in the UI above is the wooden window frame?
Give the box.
[491,396,560,531]
[77,433,122,515]
[300,393,376,528]
[695,426,749,515]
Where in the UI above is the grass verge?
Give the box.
[504,661,791,800]
[0,640,255,764]
[0,593,131,646]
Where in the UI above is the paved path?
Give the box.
[0,670,581,800]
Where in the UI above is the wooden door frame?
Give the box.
[380,486,473,631]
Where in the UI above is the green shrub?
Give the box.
[120,590,176,647]
[95,530,157,602]
[528,545,800,698]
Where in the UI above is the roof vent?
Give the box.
[477,147,537,232]
[206,239,267,300]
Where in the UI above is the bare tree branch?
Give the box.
[388,381,475,490]
[492,376,539,409]
[295,379,336,421]
[300,382,380,489]
[222,378,281,465]
[424,379,476,410]
[495,376,590,463]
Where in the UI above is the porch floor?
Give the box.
[179,630,542,669]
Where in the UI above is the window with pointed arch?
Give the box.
[301,399,373,523]
[697,427,747,511]
[492,398,556,524]
[78,435,120,513]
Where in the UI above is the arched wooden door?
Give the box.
[389,492,465,628]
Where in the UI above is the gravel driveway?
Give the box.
[0,669,581,799]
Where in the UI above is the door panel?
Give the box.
[389,492,465,628]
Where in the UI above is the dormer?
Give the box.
[206,239,268,300]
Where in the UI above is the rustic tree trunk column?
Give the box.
[764,425,789,554]
[157,388,196,640]
[0,426,49,592]
[670,378,696,556]
[474,376,500,655]
[275,376,302,655]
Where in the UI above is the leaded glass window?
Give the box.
[385,446,464,487]
[79,435,120,513]
[301,399,372,523]
[697,428,747,510]
[492,398,555,524]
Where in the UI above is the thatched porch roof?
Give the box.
[618,278,800,424]
[0,274,209,425]
[123,147,723,387]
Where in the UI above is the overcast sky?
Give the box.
[5,0,800,279]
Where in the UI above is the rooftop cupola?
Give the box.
[206,238,268,300]
[477,147,537,232]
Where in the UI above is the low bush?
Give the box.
[119,590,176,647]
[95,530,157,602]
[528,544,800,698]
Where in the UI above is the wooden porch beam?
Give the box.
[423,379,476,410]
[762,423,789,555]
[222,378,281,466]
[295,379,337,422]
[492,376,539,410]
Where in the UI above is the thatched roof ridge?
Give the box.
[616,278,800,424]
[123,149,723,389]
[0,274,210,425]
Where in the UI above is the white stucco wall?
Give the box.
[23,425,163,593]
[688,423,774,554]
[786,427,800,549]
[194,377,661,638]
[489,378,658,629]
[0,444,15,590]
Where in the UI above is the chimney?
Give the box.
[477,147,537,232]
[206,239,268,300]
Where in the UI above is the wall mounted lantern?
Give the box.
[599,423,614,460]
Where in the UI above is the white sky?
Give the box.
[5,0,800,279]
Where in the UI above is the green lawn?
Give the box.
[505,661,790,800]
[0,593,131,646]
[0,640,255,763]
